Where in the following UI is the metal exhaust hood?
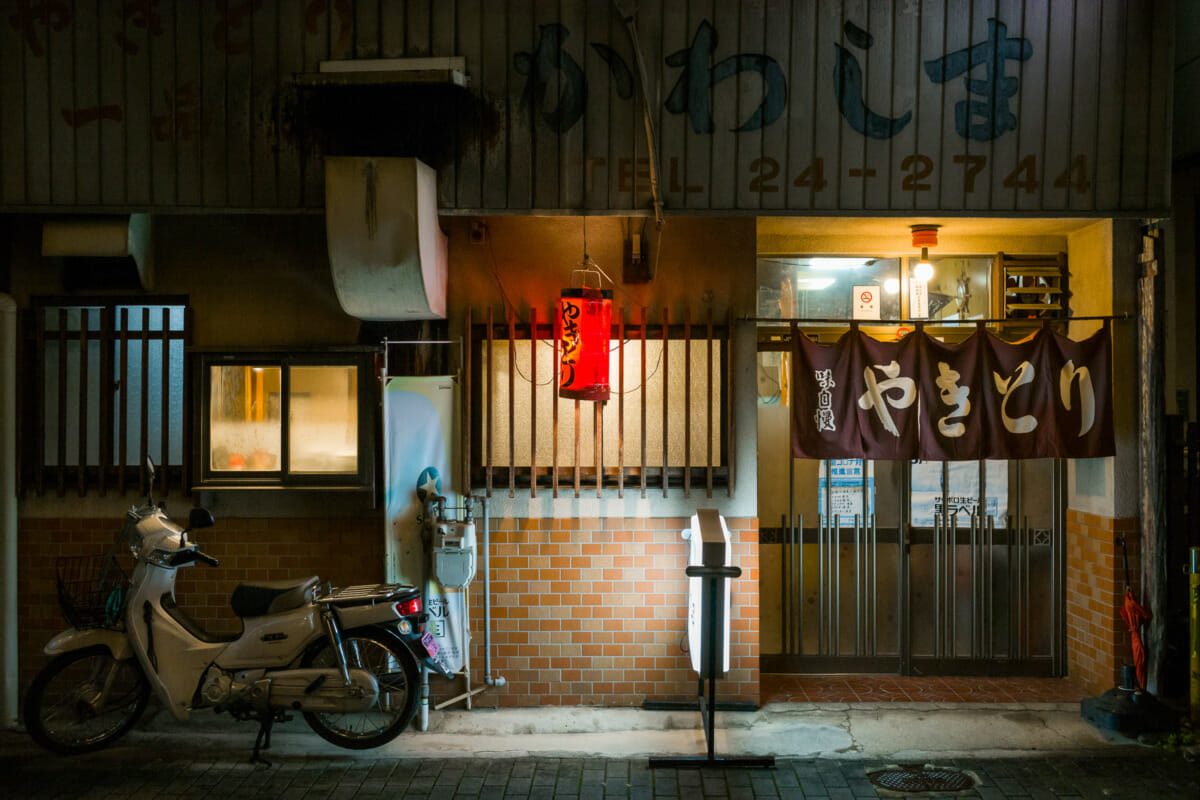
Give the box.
[324,157,447,321]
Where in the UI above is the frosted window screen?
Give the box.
[41,304,185,467]
[289,366,358,474]
[209,366,282,471]
[482,339,722,468]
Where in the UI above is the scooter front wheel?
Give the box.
[300,630,420,749]
[24,645,151,755]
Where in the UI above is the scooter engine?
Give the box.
[199,667,267,710]
[262,668,379,713]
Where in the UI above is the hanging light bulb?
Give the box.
[913,246,934,282]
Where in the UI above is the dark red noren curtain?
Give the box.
[791,322,1114,460]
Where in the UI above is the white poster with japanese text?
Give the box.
[384,377,466,674]
[910,461,1008,527]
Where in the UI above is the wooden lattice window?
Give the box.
[19,297,190,497]
[467,306,733,498]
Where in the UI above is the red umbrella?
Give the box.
[1118,536,1152,689]
[1120,587,1151,689]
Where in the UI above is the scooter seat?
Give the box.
[231,576,319,618]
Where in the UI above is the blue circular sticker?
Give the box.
[416,467,442,501]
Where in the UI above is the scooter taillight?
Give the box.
[395,596,422,616]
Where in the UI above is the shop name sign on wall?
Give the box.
[502,0,1167,213]
[791,324,1114,461]
[0,0,1168,213]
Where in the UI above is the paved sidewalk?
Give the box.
[4,745,1198,800]
[3,703,1197,799]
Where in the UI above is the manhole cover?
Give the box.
[868,765,975,793]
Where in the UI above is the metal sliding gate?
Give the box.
[762,458,1066,676]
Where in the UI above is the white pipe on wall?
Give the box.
[1,293,18,728]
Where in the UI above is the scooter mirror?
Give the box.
[144,457,157,505]
[188,507,215,531]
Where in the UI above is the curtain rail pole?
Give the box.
[740,313,1132,325]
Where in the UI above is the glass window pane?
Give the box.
[209,366,281,471]
[914,256,993,320]
[289,366,358,474]
[757,257,902,321]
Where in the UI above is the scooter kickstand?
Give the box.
[249,714,274,767]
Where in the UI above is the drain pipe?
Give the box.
[478,495,504,688]
[1,293,18,729]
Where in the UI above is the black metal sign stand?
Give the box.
[648,564,775,769]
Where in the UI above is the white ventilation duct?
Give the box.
[325,157,447,321]
[41,214,154,289]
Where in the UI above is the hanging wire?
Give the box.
[506,333,667,394]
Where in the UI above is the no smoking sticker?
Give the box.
[853,285,880,320]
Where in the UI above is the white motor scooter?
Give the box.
[24,461,450,761]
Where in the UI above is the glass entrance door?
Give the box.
[758,352,1065,676]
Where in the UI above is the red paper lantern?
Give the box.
[558,287,612,402]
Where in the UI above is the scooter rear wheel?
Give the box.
[24,645,150,755]
[300,630,419,749]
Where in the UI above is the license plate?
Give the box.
[421,631,439,658]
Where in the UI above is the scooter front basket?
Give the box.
[55,554,130,630]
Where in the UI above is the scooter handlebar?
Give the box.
[164,548,220,568]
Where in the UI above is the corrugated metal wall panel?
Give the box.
[0,0,1173,215]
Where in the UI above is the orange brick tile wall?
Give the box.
[17,516,383,697]
[458,516,760,708]
[1065,510,1140,697]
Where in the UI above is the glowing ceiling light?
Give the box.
[795,277,836,291]
[807,258,871,271]
[884,278,900,294]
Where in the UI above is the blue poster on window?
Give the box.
[818,458,874,520]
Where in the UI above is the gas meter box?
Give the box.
[433,521,476,588]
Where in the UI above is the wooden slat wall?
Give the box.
[0,0,1173,214]
[475,305,727,498]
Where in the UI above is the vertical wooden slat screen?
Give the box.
[661,307,669,499]
[706,308,713,498]
[24,301,189,497]
[77,312,88,496]
[684,307,691,498]
[55,309,66,496]
[507,310,515,498]
[182,306,193,494]
[486,306,494,497]
[573,399,581,498]
[160,308,170,495]
[33,310,45,496]
[593,402,602,498]
[529,307,538,498]
[463,308,472,497]
[727,310,735,498]
[617,312,625,499]
[98,307,112,496]
[472,303,727,497]
[139,308,149,495]
[552,309,560,499]
[117,308,129,494]
[640,307,647,499]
